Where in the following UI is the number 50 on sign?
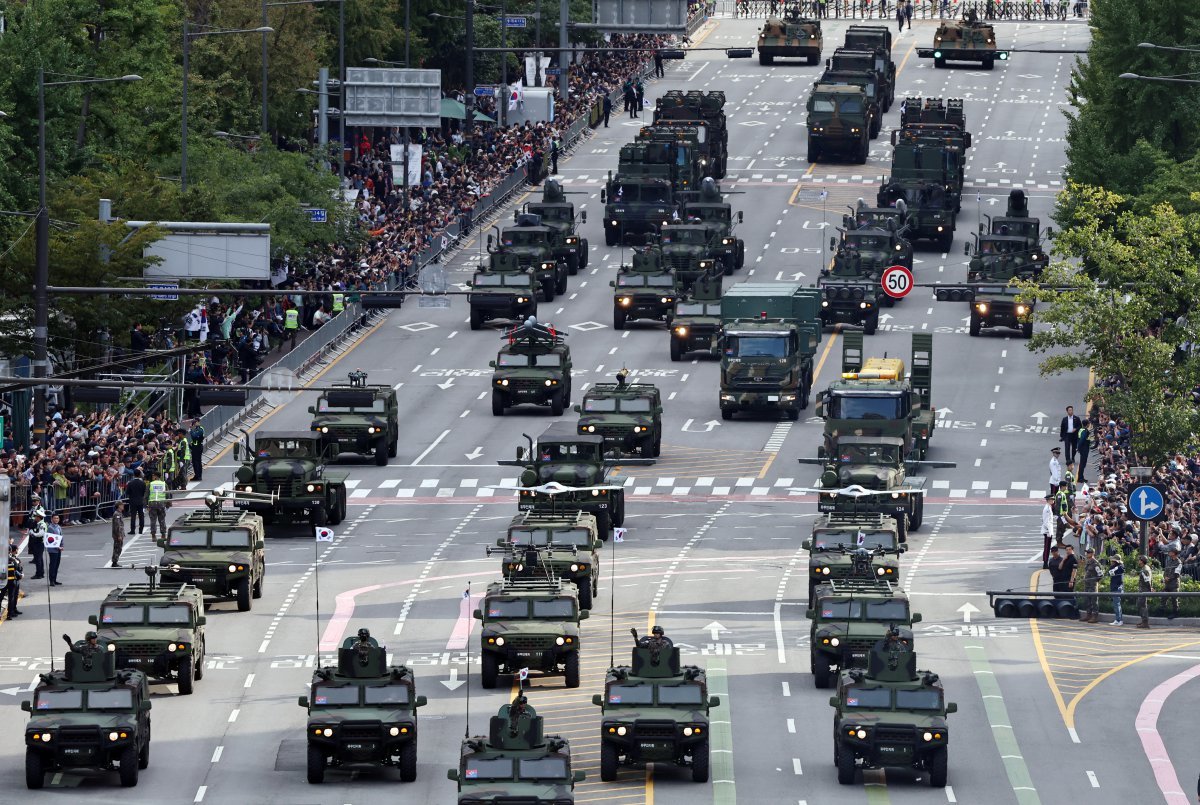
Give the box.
[881,265,914,299]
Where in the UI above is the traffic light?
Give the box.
[992,594,1078,619]
[726,48,754,59]
[73,387,121,404]
[197,389,247,407]
[361,293,407,310]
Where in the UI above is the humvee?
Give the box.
[490,318,573,416]
[158,501,266,611]
[497,509,604,609]
[804,513,904,600]
[574,370,664,458]
[808,578,920,688]
[475,577,588,689]
[233,431,348,528]
[309,370,398,466]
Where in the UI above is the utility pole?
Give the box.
[465,0,476,133]
[500,0,508,127]
[558,0,568,102]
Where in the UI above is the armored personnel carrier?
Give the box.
[448,692,585,802]
[488,216,569,300]
[309,370,398,466]
[804,513,904,600]
[652,90,729,178]
[659,223,730,291]
[489,318,573,416]
[807,83,872,164]
[670,274,724,362]
[601,174,677,246]
[610,246,679,330]
[23,635,153,788]
[574,369,664,458]
[299,628,426,783]
[919,15,1007,69]
[808,579,920,688]
[497,509,604,609]
[158,499,266,610]
[830,628,955,787]
[757,13,822,65]
[475,577,587,689]
[232,432,348,528]
[468,268,539,330]
[594,629,720,783]
[521,180,589,274]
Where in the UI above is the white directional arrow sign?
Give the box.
[703,621,730,641]
[988,197,999,206]
[682,419,721,433]
[440,668,465,691]
[957,603,980,623]
[936,407,952,418]
[1135,488,1161,518]
[878,313,894,323]
[1004,130,1016,137]
[465,447,484,461]
[995,162,1007,169]
[1031,411,1048,425]
[436,378,455,390]
[912,78,927,84]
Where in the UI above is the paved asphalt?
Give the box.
[2,13,1195,805]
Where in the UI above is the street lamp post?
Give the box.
[1119,72,1200,85]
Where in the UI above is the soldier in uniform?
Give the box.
[1080,547,1100,623]
[77,631,103,656]
[111,501,126,568]
[189,419,205,482]
[1136,554,1153,629]
[2,542,23,617]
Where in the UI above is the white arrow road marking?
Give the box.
[440,668,466,691]
[1031,411,1048,424]
[704,621,730,641]
[437,378,455,390]
[465,447,484,461]
[958,603,981,623]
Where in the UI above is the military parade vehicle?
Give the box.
[624,130,704,192]
[497,509,604,609]
[822,220,913,333]
[756,12,822,65]
[594,628,720,783]
[448,692,585,802]
[610,245,679,330]
[475,577,588,689]
[299,628,426,784]
[670,274,724,362]
[487,216,569,300]
[521,180,589,274]
[158,497,267,610]
[489,318,573,416]
[815,68,884,139]
[918,14,1007,69]
[574,369,664,458]
[233,431,348,527]
[829,628,955,787]
[804,513,904,600]
[659,223,734,291]
[680,177,745,271]
[467,268,540,330]
[89,568,206,695]
[652,89,729,178]
[877,142,959,250]
[844,197,917,245]
[829,46,895,112]
[808,579,920,689]
[23,635,153,788]
[802,437,926,541]
[843,25,897,106]
[601,174,677,246]
[308,370,398,466]
[892,97,971,204]
[807,83,873,164]
[719,282,823,420]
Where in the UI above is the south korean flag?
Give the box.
[315,526,335,542]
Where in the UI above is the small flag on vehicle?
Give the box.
[856,531,865,546]
[315,526,335,542]
[614,527,627,543]
[518,668,530,681]
[463,588,471,599]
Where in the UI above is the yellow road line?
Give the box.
[812,328,839,385]
[894,41,918,81]
[1028,570,1073,728]
[757,451,777,479]
[787,163,818,206]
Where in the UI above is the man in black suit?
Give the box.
[1059,405,1081,467]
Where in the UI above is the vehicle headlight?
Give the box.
[923,731,934,742]
[617,726,628,736]
[722,238,733,245]
[109,732,119,742]
[390,726,401,737]
[876,567,886,576]
[586,425,595,433]
[168,643,178,652]
[661,297,673,304]
[228,564,239,572]
[619,297,632,306]
[556,636,566,646]
[516,296,528,303]
[855,728,867,740]
[859,301,868,309]
[41,733,52,742]
[821,300,829,308]
[675,326,688,336]
[611,219,619,226]
[322,728,333,737]
[566,237,578,244]
[319,426,329,433]
[1016,304,1028,315]
[831,637,840,647]
[592,489,601,497]
[367,427,376,435]
[891,492,901,499]
[976,303,989,314]
[633,426,643,433]
[242,485,254,492]
[683,726,694,736]
[499,379,509,386]
[851,127,860,133]
[936,225,945,232]
[306,484,315,492]
[107,643,116,652]
[570,563,580,572]
[495,636,505,647]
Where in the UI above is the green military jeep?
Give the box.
[475,578,588,689]
[468,268,539,330]
[489,215,570,300]
[89,572,206,695]
[299,628,427,784]
[804,513,904,600]
[490,318,573,416]
[497,509,604,609]
[611,247,679,330]
[309,370,398,466]
[158,502,266,611]
[574,370,663,458]
[523,179,589,274]
[830,630,956,787]
[233,432,349,528]
[670,274,723,362]
[808,579,920,689]
[23,636,153,788]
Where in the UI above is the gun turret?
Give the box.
[488,694,546,749]
[866,625,917,682]
[337,627,386,677]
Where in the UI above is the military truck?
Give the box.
[158,502,267,610]
[817,68,883,138]
[822,223,913,333]
[980,188,1050,275]
[719,282,823,420]
[233,431,348,527]
[807,83,872,164]
[829,47,894,112]
[521,179,589,274]
[877,143,959,250]
[574,370,663,458]
[670,275,723,362]
[892,97,971,202]
[681,176,745,271]
[299,628,426,783]
[488,216,570,300]
[803,436,926,541]
[467,268,539,330]
[652,90,729,178]
[601,174,677,246]
[757,13,822,65]
[23,636,152,788]
[804,513,904,601]
[636,125,708,192]
[830,628,955,787]
[844,25,897,106]
[475,577,588,689]
[309,370,398,466]
[918,16,1007,69]
[610,246,679,330]
[448,692,585,802]
[497,509,604,609]
[89,570,206,695]
[594,630,720,783]
[489,318,573,416]
[808,579,920,688]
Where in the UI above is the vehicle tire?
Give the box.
[253,570,263,599]
[910,497,924,531]
[234,575,251,612]
[566,253,580,276]
[374,438,388,467]
[492,392,506,416]
[578,580,593,610]
[581,240,590,267]
[307,745,326,784]
[469,307,484,331]
[652,433,662,458]
[934,56,946,68]
[883,293,896,308]
[556,270,568,295]
[670,337,682,362]
[808,53,819,66]
[737,240,745,268]
[787,406,800,421]
[178,657,194,695]
[807,140,820,164]
[896,514,908,545]
[330,490,346,526]
[564,653,581,688]
[836,743,856,784]
[611,492,625,527]
[542,280,555,303]
[1022,320,1033,339]
[856,142,868,165]
[983,57,995,70]
[759,53,772,66]
[25,750,44,789]
[138,728,150,769]
[928,746,948,787]
[551,391,565,417]
[864,310,879,335]
[195,645,206,679]
[813,653,834,689]
[595,510,612,541]
[614,308,627,331]
[389,434,398,457]
[969,311,981,337]
[721,408,733,421]
[692,740,711,783]
[481,652,500,689]
[398,739,418,782]
[119,744,140,787]
[312,506,327,528]
[600,742,619,781]
[605,230,617,247]
[940,231,954,252]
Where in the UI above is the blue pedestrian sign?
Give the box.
[473,86,495,97]
[504,16,527,27]
[1129,484,1166,522]
[305,208,327,223]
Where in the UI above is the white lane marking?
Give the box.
[411,364,422,373]
[393,382,404,390]
[448,331,458,339]
[781,680,790,697]
[412,429,451,465]
[228,709,240,723]
[774,601,786,663]
[194,786,207,803]
[1068,726,1080,743]
[786,718,796,733]
[211,746,223,763]
[459,410,470,418]
[792,758,803,775]
[946,785,957,802]
[1086,770,1099,788]
[555,307,564,315]
[609,347,618,355]
[243,673,254,688]
[430,347,439,356]
[477,391,487,400]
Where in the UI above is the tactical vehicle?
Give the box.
[475,577,588,689]
[488,216,570,300]
[877,144,959,249]
[574,370,663,458]
[844,25,897,105]
[842,198,916,265]
[89,570,206,695]
[817,68,883,138]
[670,275,723,361]
[299,629,426,783]
[497,509,604,609]
[468,268,539,330]
[448,693,585,803]
[804,436,926,541]
[23,636,152,788]
[757,13,822,65]
[601,175,677,246]
[830,628,955,787]
[652,90,729,178]
[489,318,572,416]
[807,83,872,164]
[892,97,971,202]
[522,180,589,274]
[233,431,348,527]
[661,218,742,284]
[918,16,1007,69]
[610,246,679,330]
[158,501,267,610]
[829,47,894,112]
[719,283,823,420]
[625,129,704,192]
[804,513,904,600]
[822,222,913,332]
[594,630,720,783]
[808,579,919,688]
[680,177,745,271]
[309,370,398,466]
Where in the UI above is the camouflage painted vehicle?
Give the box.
[804,513,904,600]
[299,629,426,784]
[22,636,152,788]
[636,124,706,192]
[489,318,572,416]
[652,90,729,178]
[448,693,585,803]
[232,431,348,528]
[808,579,919,688]
[88,575,206,695]
[804,436,926,540]
[309,371,398,466]
[660,222,733,287]
[488,216,569,300]
[521,180,589,274]
[807,83,872,164]
[829,46,894,112]
[610,246,679,330]
[475,577,588,689]
[821,223,913,333]
[843,25,897,107]
[158,503,267,610]
[680,177,745,271]
[757,13,822,65]
[830,629,955,787]
[670,275,723,362]
[817,68,883,139]
[594,632,720,783]
[601,174,677,246]
[877,144,959,250]
[918,16,1007,69]
[892,98,971,202]
[468,268,539,330]
[574,370,663,458]
[497,509,604,609]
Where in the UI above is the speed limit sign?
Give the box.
[881,265,914,300]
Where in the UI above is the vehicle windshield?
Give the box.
[318,392,387,413]
[829,394,904,420]
[617,273,674,288]
[311,685,360,706]
[725,335,790,358]
[844,687,892,709]
[662,229,707,245]
[610,183,670,204]
[819,600,863,619]
[846,233,889,251]
[896,689,943,710]
[485,599,531,619]
[657,684,704,705]
[165,529,209,548]
[812,530,897,550]
[88,689,134,710]
[473,273,530,288]
[34,690,83,711]
[147,604,193,625]
[607,683,654,705]
[584,397,653,413]
[837,444,901,464]
[536,443,597,462]
[532,598,576,619]
[811,97,836,113]
[509,528,592,548]
[464,757,513,781]
[518,756,569,780]
[864,600,910,621]
[501,230,546,247]
[529,205,570,222]
[363,684,410,705]
[100,604,144,625]
[210,529,252,548]
[839,97,864,113]
[255,439,312,459]
[496,353,562,368]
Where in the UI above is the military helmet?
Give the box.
[85,631,98,641]
[357,628,371,641]
[651,625,665,636]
